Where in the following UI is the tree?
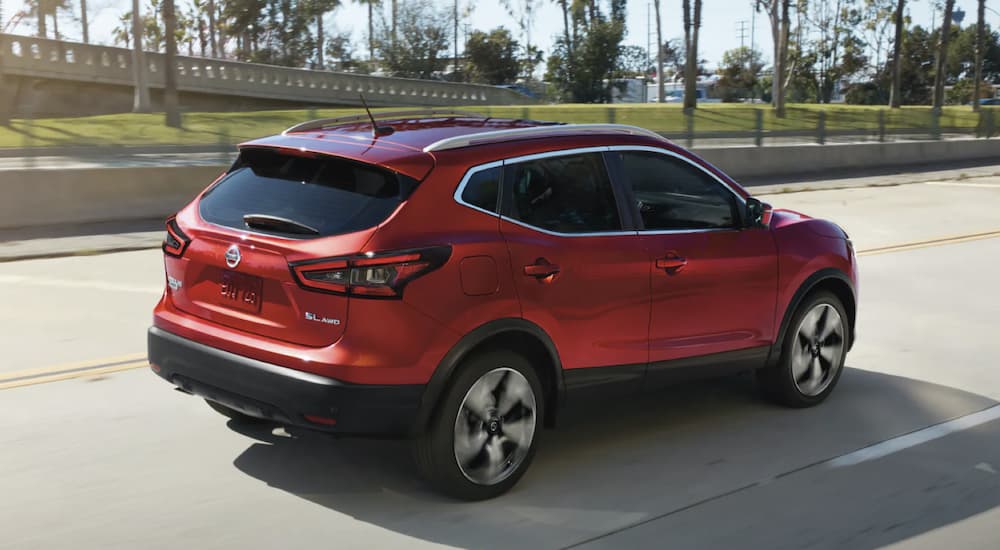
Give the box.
[305,0,340,69]
[163,0,181,127]
[973,0,985,111]
[889,0,904,107]
[374,0,450,79]
[682,0,703,109]
[354,0,379,61]
[653,0,664,102]
[757,0,792,116]
[544,0,627,102]
[716,46,764,101]
[615,45,650,78]
[130,0,151,112]
[465,27,521,84]
[932,0,956,110]
[81,0,89,42]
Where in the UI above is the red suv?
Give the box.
[149,111,857,500]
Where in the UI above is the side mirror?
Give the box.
[746,197,773,228]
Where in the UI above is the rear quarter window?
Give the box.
[200,148,412,238]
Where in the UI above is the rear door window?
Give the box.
[200,148,410,238]
[502,153,621,233]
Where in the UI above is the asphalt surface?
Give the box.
[1,173,1000,549]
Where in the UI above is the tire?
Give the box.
[204,399,268,424]
[412,349,544,501]
[758,290,849,408]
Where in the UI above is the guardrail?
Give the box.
[0,34,537,107]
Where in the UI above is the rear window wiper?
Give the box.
[243,214,320,236]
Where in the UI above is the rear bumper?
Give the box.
[147,326,424,437]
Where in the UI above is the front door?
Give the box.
[610,149,778,367]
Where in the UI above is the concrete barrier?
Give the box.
[0,165,226,229]
[696,138,1000,180]
[2,138,999,229]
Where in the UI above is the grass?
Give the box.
[0,103,991,149]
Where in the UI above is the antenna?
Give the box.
[359,94,395,137]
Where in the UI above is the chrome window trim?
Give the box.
[453,160,505,218]
[452,145,747,238]
[499,215,638,238]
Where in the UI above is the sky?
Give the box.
[2,0,994,71]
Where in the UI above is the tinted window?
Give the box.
[461,166,501,213]
[618,151,737,230]
[505,153,620,233]
[200,148,406,238]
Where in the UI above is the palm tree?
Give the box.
[682,0,702,109]
[163,0,180,126]
[653,0,663,102]
[973,0,985,111]
[355,0,379,61]
[305,0,339,69]
[81,0,89,42]
[932,0,955,111]
[889,0,904,107]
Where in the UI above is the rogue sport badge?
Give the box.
[225,245,241,268]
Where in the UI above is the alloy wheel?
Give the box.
[453,367,537,486]
[791,303,846,397]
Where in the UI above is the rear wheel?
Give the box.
[204,399,267,424]
[413,349,543,500]
[759,291,849,407]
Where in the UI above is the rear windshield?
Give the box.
[199,148,408,238]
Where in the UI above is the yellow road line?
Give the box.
[857,229,1000,256]
[4,229,1000,391]
[0,356,148,390]
[1,353,147,380]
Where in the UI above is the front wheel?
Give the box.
[758,290,849,408]
[413,349,543,500]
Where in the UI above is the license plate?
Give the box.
[219,271,263,314]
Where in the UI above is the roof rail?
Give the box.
[422,123,665,152]
[283,109,488,134]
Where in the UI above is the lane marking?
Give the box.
[0,354,149,390]
[925,181,1000,188]
[857,229,1000,256]
[0,274,162,294]
[828,404,1000,468]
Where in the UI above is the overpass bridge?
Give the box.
[0,34,537,117]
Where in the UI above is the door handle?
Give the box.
[523,259,561,279]
[656,253,688,272]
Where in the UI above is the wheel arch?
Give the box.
[411,318,564,436]
[770,268,857,366]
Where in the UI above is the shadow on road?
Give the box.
[230,367,998,549]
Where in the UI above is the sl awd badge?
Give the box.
[305,312,341,325]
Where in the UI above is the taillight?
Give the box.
[290,246,451,298]
[162,217,191,257]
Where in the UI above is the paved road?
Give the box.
[1,175,999,549]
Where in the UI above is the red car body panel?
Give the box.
[149,116,858,435]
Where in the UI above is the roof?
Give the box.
[238,112,668,180]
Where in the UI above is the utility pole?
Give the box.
[130,0,151,113]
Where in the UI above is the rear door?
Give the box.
[167,147,409,347]
[609,148,778,365]
[498,149,650,376]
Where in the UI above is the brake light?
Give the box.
[290,246,451,298]
[163,217,191,257]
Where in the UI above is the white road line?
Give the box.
[0,274,162,294]
[924,181,1000,188]
[828,404,1000,468]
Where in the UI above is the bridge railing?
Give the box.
[0,34,538,107]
